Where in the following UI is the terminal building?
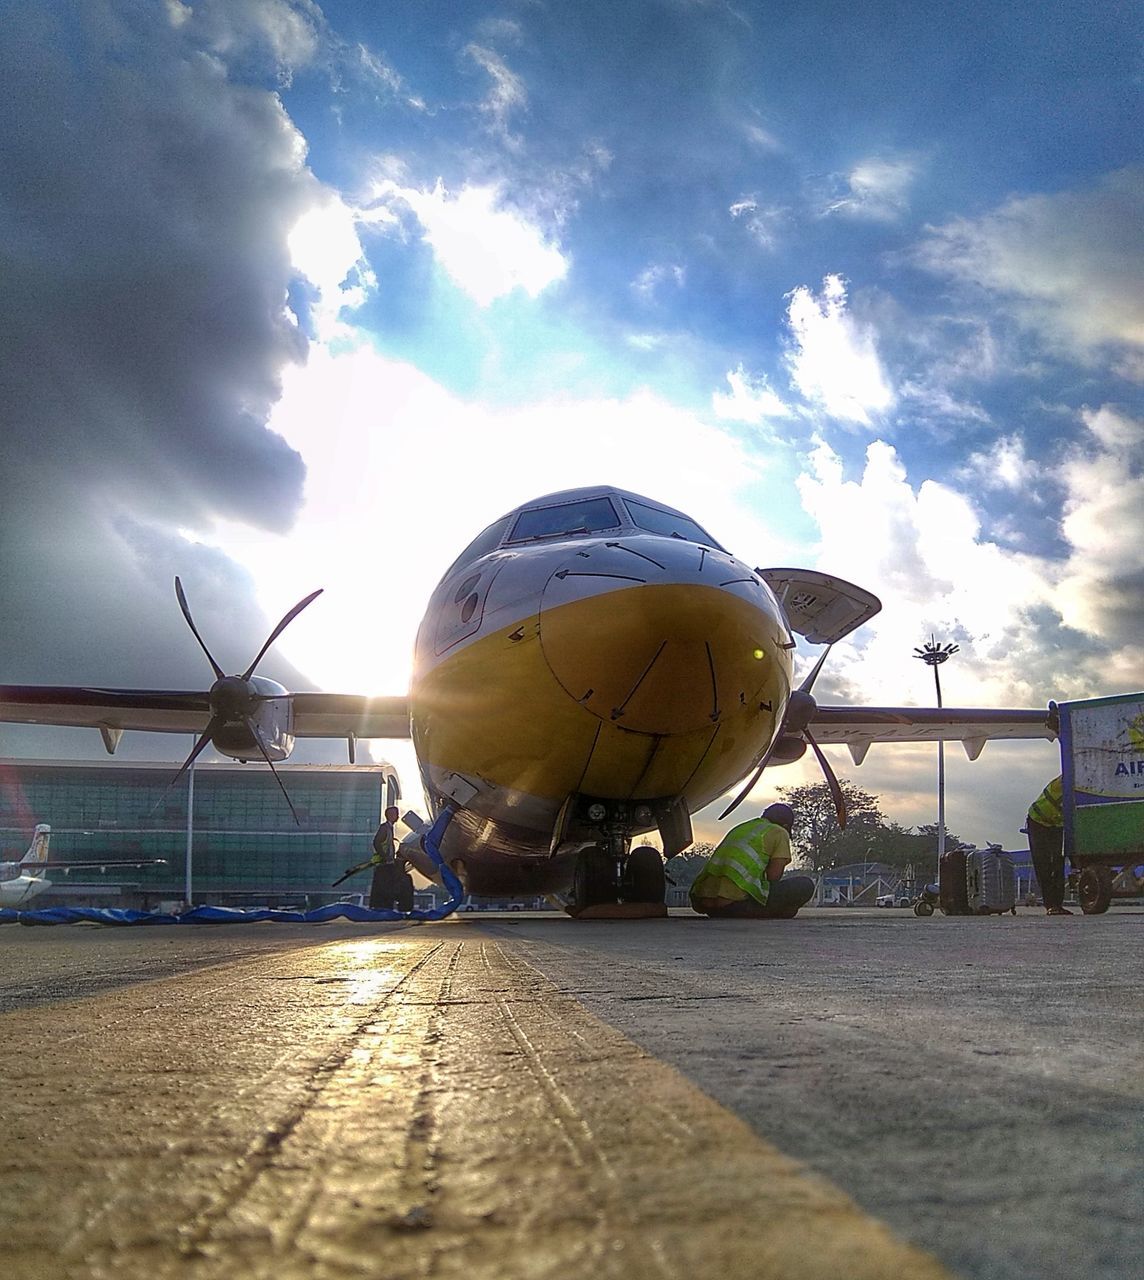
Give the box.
[0,759,402,909]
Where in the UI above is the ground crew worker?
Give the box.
[689,803,815,918]
[1026,776,1071,915]
[369,805,410,910]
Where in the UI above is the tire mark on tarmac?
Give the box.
[0,930,955,1280]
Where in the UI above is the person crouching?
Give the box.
[689,803,815,919]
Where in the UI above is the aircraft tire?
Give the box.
[625,845,666,905]
[572,847,614,912]
[1078,865,1113,915]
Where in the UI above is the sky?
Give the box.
[1,0,1142,855]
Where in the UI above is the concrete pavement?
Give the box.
[0,907,1139,1278]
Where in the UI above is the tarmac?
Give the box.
[1,905,1140,1280]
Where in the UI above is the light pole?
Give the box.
[184,744,196,909]
[913,636,959,883]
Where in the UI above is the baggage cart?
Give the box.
[1059,693,1144,914]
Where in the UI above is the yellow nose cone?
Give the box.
[539,580,781,736]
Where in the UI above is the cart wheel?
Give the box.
[1078,865,1113,915]
[914,899,934,917]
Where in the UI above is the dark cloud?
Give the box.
[0,1,331,710]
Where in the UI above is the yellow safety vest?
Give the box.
[1028,777,1064,828]
[689,818,790,908]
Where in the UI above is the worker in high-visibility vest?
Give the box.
[1026,776,1071,916]
[369,805,412,910]
[689,803,815,918]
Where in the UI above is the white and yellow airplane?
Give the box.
[0,824,166,908]
[0,485,1056,915]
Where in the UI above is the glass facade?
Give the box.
[0,760,400,907]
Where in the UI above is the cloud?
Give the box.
[287,194,373,337]
[784,276,895,426]
[0,1,344,690]
[729,197,785,249]
[956,435,1038,493]
[632,263,686,301]
[1055,406,1144,652]
[912,169,1144,372]
[364,180,568,305]
[744,123,782,152]
[712,366,792,425]
[823,156,918,222]
[165,0,324,82]
[464,43,527,144]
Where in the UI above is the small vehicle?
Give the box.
[913,884,940,916]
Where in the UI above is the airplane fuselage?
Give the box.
[406,487,793,895]
[0,868,49,907]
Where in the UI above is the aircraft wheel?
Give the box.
[1078,865,1113,915]
[914,899,934,917]
[571,847,614,913]
[625,845,666,904]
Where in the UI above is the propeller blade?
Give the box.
[798,643,833,694]
[243,717,303,826]
[174,577,225,680]
[241,589,324,681]
[805,726,847,829]
[718,741,778,821]
[149,719,222,813]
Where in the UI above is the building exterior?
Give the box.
[0,759,401,908]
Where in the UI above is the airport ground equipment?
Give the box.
[912,884,938,916]
[965,847,1017,915]
[1059,693,1144,914]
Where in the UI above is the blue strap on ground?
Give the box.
[1,807,465,927]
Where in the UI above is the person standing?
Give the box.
[369,805,412,911]
[1026,776,1071,916]
[689,803,815,918]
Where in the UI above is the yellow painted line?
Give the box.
[0,932,953,1279]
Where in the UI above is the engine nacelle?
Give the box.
[768,734,808,766]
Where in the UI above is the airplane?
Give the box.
[0,824,166,908]
[0,485,1057,917]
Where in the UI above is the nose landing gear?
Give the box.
[566,839,668,919]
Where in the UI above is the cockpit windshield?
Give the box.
[623,498,722,548]
[506,496,622,543]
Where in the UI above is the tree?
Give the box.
[665,843,713,889]
[774,779,885,871]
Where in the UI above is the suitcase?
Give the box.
[939,848,971,915]
[965,848,1017,915]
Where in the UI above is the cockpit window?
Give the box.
[623,498,723,548]
[506,497,622,543]
[443,515,512,575]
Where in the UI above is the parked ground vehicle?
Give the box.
[1059,693,1144,914]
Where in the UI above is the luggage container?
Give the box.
[938,848,971,916]
[965,847,1017,915]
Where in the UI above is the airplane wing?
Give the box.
[810,705,1058,764]
[0,687,412,742]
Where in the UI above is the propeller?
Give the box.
[718,643,848,828]
[155,578,323,825]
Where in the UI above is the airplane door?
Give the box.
[433,558,510,655]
